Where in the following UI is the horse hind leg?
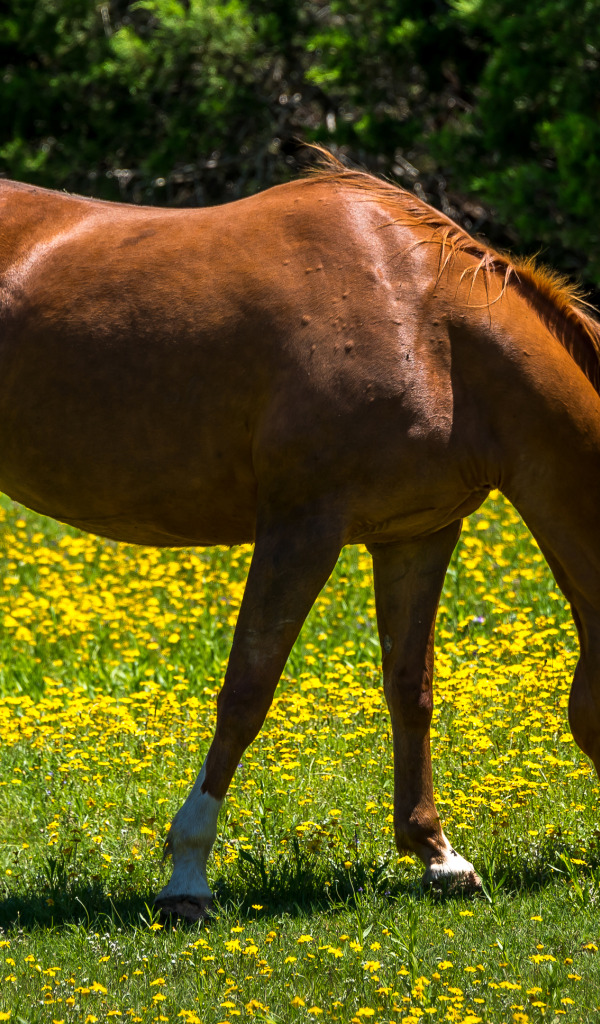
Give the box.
[369,522,481,891]
[154,507,342,921]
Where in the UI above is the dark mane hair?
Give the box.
[302,147,600,393]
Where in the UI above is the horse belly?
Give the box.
[0,332,259,546]
[0,417,258,547]
[0,431,258,548]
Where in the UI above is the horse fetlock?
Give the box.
[156,846,213,902]
[396,822,481,891]
[394,814,444,856]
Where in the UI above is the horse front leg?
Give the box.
[568,608,600,775]
[154,508,342,921]
[369,523,481,890]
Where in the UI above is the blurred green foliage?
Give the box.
[1,0,599,288]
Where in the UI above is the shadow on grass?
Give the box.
[0,883,159,931]
[0,877,455,934]
[0,851,461,932]
[2,836,599,932]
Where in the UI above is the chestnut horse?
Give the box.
[1,154,600,920]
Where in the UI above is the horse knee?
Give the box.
[215,686,268,750]
[384,671,433,732]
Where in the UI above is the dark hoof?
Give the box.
[423,868,483,894]
[153,895,215,923]
[450,870,482,894]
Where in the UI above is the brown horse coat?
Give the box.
[2,156,600,918]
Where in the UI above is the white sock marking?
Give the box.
[156,761,223,902]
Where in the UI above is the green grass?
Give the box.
[0,492,598,1024]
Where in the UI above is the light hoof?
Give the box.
[153,895,215,923]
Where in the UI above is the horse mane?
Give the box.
[302,147,600,393]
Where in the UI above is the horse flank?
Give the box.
[304,149,600,394]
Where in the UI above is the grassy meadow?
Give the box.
[0,492,599,1023]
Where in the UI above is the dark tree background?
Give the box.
[2,0,599,294]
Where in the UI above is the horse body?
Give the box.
[0,176,490,546]
[1,160,600,918]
